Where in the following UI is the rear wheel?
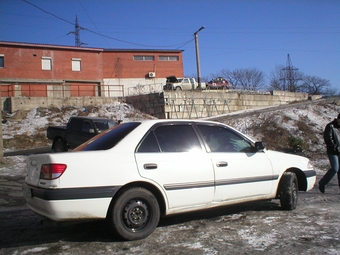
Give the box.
[109,187,160,241]
[53,139,67,152]
[279,172,298,210]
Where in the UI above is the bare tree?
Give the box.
[232,68,265,91]
[219,69,238,89]
[302,75,333,95]
[269,65,304,92]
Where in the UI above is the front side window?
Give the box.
[72,58,81,71]
[42,57,52,70]
[197,125,253,153]
[81,121,93,133]
[0,55,4,68]
[133,55,155,61]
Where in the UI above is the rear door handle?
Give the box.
[216,161,228,167]
[144,163,158,169]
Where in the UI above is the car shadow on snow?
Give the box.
[158,199,280,227]
[0,200,281,249]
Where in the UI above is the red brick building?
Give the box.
[0,41,184,97]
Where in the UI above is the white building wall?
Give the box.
[103,78,166,96]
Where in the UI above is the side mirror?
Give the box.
[89,128,95,134]
[255,141,265,151]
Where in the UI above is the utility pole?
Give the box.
[194,26,205,90]
[68,16,87,47]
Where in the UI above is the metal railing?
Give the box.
[127,83,164,96]
[0,84,124,97]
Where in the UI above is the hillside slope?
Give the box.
[2,98,340,173]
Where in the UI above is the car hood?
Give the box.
[264,149,311,169]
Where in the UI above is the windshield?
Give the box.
[93,120,116,132]
[74,122,141,151]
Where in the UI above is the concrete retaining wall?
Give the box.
[161,90,308,119]
[2,90,309,120]
[3,96,121,113]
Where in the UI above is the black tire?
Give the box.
[279,172,298,210]
[175,86,182,91]
[53,139,67,152]
[109,187,160,241]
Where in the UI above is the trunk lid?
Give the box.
[25,154,52,186]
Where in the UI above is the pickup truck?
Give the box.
[163,76,206,91]
[47,116,117,152]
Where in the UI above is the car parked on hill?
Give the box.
[47,116,117,152]
[163,76,206,90]
[207,77,231,90]
[23,119,316,241]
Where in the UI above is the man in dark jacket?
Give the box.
[319,113,340,193]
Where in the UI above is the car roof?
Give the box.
[71,116,114,121]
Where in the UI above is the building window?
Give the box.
[0,55,4,68]
[133,55,154,61]
[42,57,52,70]
[159,56,179,61]
[72,58,81,71]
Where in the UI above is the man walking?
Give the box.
[319,113,340,193]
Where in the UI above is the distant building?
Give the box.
[0,41,184,97]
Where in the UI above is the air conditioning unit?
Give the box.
[149,72,156,78]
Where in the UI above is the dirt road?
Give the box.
[1,173,340,255]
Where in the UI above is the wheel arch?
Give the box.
[52,136,65,148]
[106,181,167,218]
[276,168,307,198]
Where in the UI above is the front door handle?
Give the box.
[216,161,228,167]
[144,163,158,169]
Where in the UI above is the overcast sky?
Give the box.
[1,0,339,89]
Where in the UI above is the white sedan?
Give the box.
[23,119,316,240]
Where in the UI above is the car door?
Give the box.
[135,123,215,209]
[196,124,275,202]
[67,119,95,148]
[181,78,192,90]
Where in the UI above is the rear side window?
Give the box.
[137,124,202,153]
[74,122,141,151]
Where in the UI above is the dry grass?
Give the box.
[4,133,50,150]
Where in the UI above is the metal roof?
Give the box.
[0,41,183,53]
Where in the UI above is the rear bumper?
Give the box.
[22,183,120,221]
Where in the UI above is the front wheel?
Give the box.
[109,187,160,241]
[279,172,298,210]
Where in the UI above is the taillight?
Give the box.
[40,164,67,180]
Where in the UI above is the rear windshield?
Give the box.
[73,122,141,151]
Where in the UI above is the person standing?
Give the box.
[319,113,340,193]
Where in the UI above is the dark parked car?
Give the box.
[47,116,116,152]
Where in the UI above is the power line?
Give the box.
[22,0,192,48]
[77,0,110,47]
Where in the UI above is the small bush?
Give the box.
[288,136,305,152]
